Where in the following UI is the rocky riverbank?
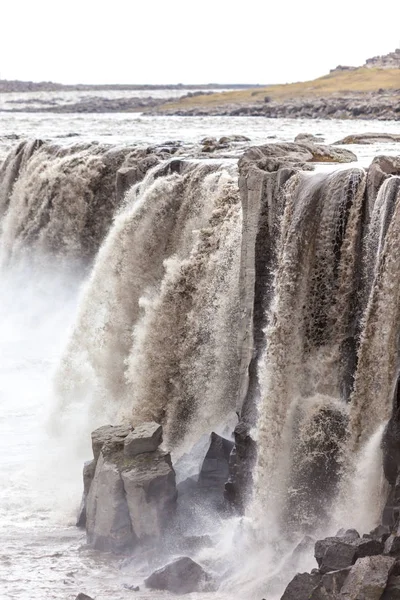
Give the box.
[152,89,400,121]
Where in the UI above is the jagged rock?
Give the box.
[295,133,325,143]
[121,450,177,542]
[315,533,384,574]
[145,557,210,594]
[382,575,400,599]
[76,459,96,528]
[319,540,357,574]
[310,568,350,599]
[123,422,163,457]
[91,424,132,461]
[334,133,400,145]
[281,572,322,600]
[385,536,400,556]
[198,432,233,500]
[341,555,395,600]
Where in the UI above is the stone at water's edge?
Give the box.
[75,594,95,600]
[84,422,177,553]
[341,555,395,600]
[145,556,210,594]
[124,422,163,457]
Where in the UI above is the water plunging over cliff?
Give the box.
[1,137,400,599]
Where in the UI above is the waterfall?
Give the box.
[53,160,242,452]
[252,168,366,531]
[2,136,400,598]
[0,140,151,266]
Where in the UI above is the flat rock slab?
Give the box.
[341,555,395,600]
[145,556,209,594]
[124,422,162,457]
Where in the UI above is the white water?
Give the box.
[1,115,400,599]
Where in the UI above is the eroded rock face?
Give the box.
[84,422,176,553]
[145,557,210,594]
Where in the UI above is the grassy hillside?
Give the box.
[155,68,400,111]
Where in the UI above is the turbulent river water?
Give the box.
[0,108,399,600]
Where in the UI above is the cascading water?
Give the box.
[252,168,366,532]
[53,159,242,454]
[2,136,400,600]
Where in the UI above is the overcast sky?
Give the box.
[1,0,399,85]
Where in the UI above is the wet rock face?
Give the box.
[145,557,210,594]
[84,422,177,553]
[198,432,233,500]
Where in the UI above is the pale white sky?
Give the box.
[1,0,399,85]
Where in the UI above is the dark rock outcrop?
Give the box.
[145,557,210,594]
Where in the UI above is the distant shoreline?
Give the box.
[0,81,265,94]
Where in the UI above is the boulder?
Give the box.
[341,555,395,600]
[315,533,383,574]
[75,595,94,600]
[281,572,322,600]
[124,422,163,457]
[295,133,325,144]
[319,540,358,574]
[145,557,210,594]
[315,537,357,572]
[91,424,132,461]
